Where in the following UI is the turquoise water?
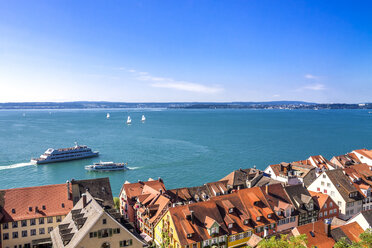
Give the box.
[1,109,372,196]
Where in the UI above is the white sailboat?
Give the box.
[141,115,146,122]
[106,113,110,119]
[126,116,132,125]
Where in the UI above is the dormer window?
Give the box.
[11,208,15,214]
[228,223,233,228]
[229,208,234,213]
[267,214,272,218]
[244,219,249,225]
[256,216,261,221]
[29,207,32,211]
[187,233,193,238]
[42,205,46,210]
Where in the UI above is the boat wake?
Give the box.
[0,162,33,171]
[128,166,140,170]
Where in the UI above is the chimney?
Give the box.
[159,189,163,194]
[82,193,87,207]
[190,210,195,224]
[35,206,39,213]
[66,180,71,200]
[265,185,269,195]
[325,223,331,237]
[237,185,241,190]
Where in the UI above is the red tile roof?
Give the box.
[337,222,364,243]
[0,184,73,222]
[293,221,335,248]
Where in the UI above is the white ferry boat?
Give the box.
[31,143,99,164]
[85,161,128,171]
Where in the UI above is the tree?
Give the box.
[113,197,120,210]
[257,234,307,248]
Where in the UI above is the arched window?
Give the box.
[101,242,110,248]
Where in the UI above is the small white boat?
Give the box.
[126,116,132,125]
[141,115,146,122]
[85,161,128,171]
[106,113,110,119]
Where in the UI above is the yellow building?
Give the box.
[51,191,147,248]
[0,184,74,248]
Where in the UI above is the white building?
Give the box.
[346,210,372,230]
[352,149,372,166]
[308,169,364,220]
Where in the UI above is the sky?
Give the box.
[0,0,371,103]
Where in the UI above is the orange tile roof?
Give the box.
[337,222,364,243]
[168,187,275,245]
[354,149,372,160]
[309,191,330,209]
[122,180,165,199]
[0,184,73,222]
[294,221,335,248]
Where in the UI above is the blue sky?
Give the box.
[0,0,371,103]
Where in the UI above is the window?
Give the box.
[12,232,18,239]
[228,223,233,228]
[103,219,107,224]
[219,236,225,241]
[22,230,27,237]
[3,233,9,240]
[39,228,45,234]
[324,211,327,216]
[30,229,36,236]
[56,216,62,222]
[330,202,333,207]
[47,217,53,223]
[329,209,333,214]
[3,223,8,229]
[12,221,18,228]
[319,212,323,217]
[324,203,327,208]
[317,187,320,191]
[321,181,325,186]
[30,219,36,225]
[327,183,331,187]
[21,220,27,227]
[324,189,327,193]
[48,227,53,233]
[338,201,342,207]
[331,191,335,197]
[119,240,133,247]
[39,218,44,224]
[323,174,326,178]
[204,240,209,246]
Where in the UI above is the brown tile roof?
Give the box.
[71,177,114,207]
[0,184,73,222]
[260,183,293,218]
[325,169,363,202]
[293,221,335,248]
[220,168,263,188]
[332,154,361,167]
[122,179,165,199]
[309,155,333,170]
[168,187,276,245]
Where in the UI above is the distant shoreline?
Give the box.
[0,101,371,110]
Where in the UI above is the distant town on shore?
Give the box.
[0,101,372,110]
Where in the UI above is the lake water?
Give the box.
[1,109,372,196]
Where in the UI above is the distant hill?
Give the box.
[0,101,371,110]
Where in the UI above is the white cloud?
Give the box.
[273,94,280,97]
[304,74,318,79]
[303,83,326,91]
[125,68,223,94]
[151,82,222,94]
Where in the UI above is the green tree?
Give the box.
[113,197,120,210]
[257,234,307,248]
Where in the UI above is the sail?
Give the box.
[106,113,110,118]
[142,115,146,121]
